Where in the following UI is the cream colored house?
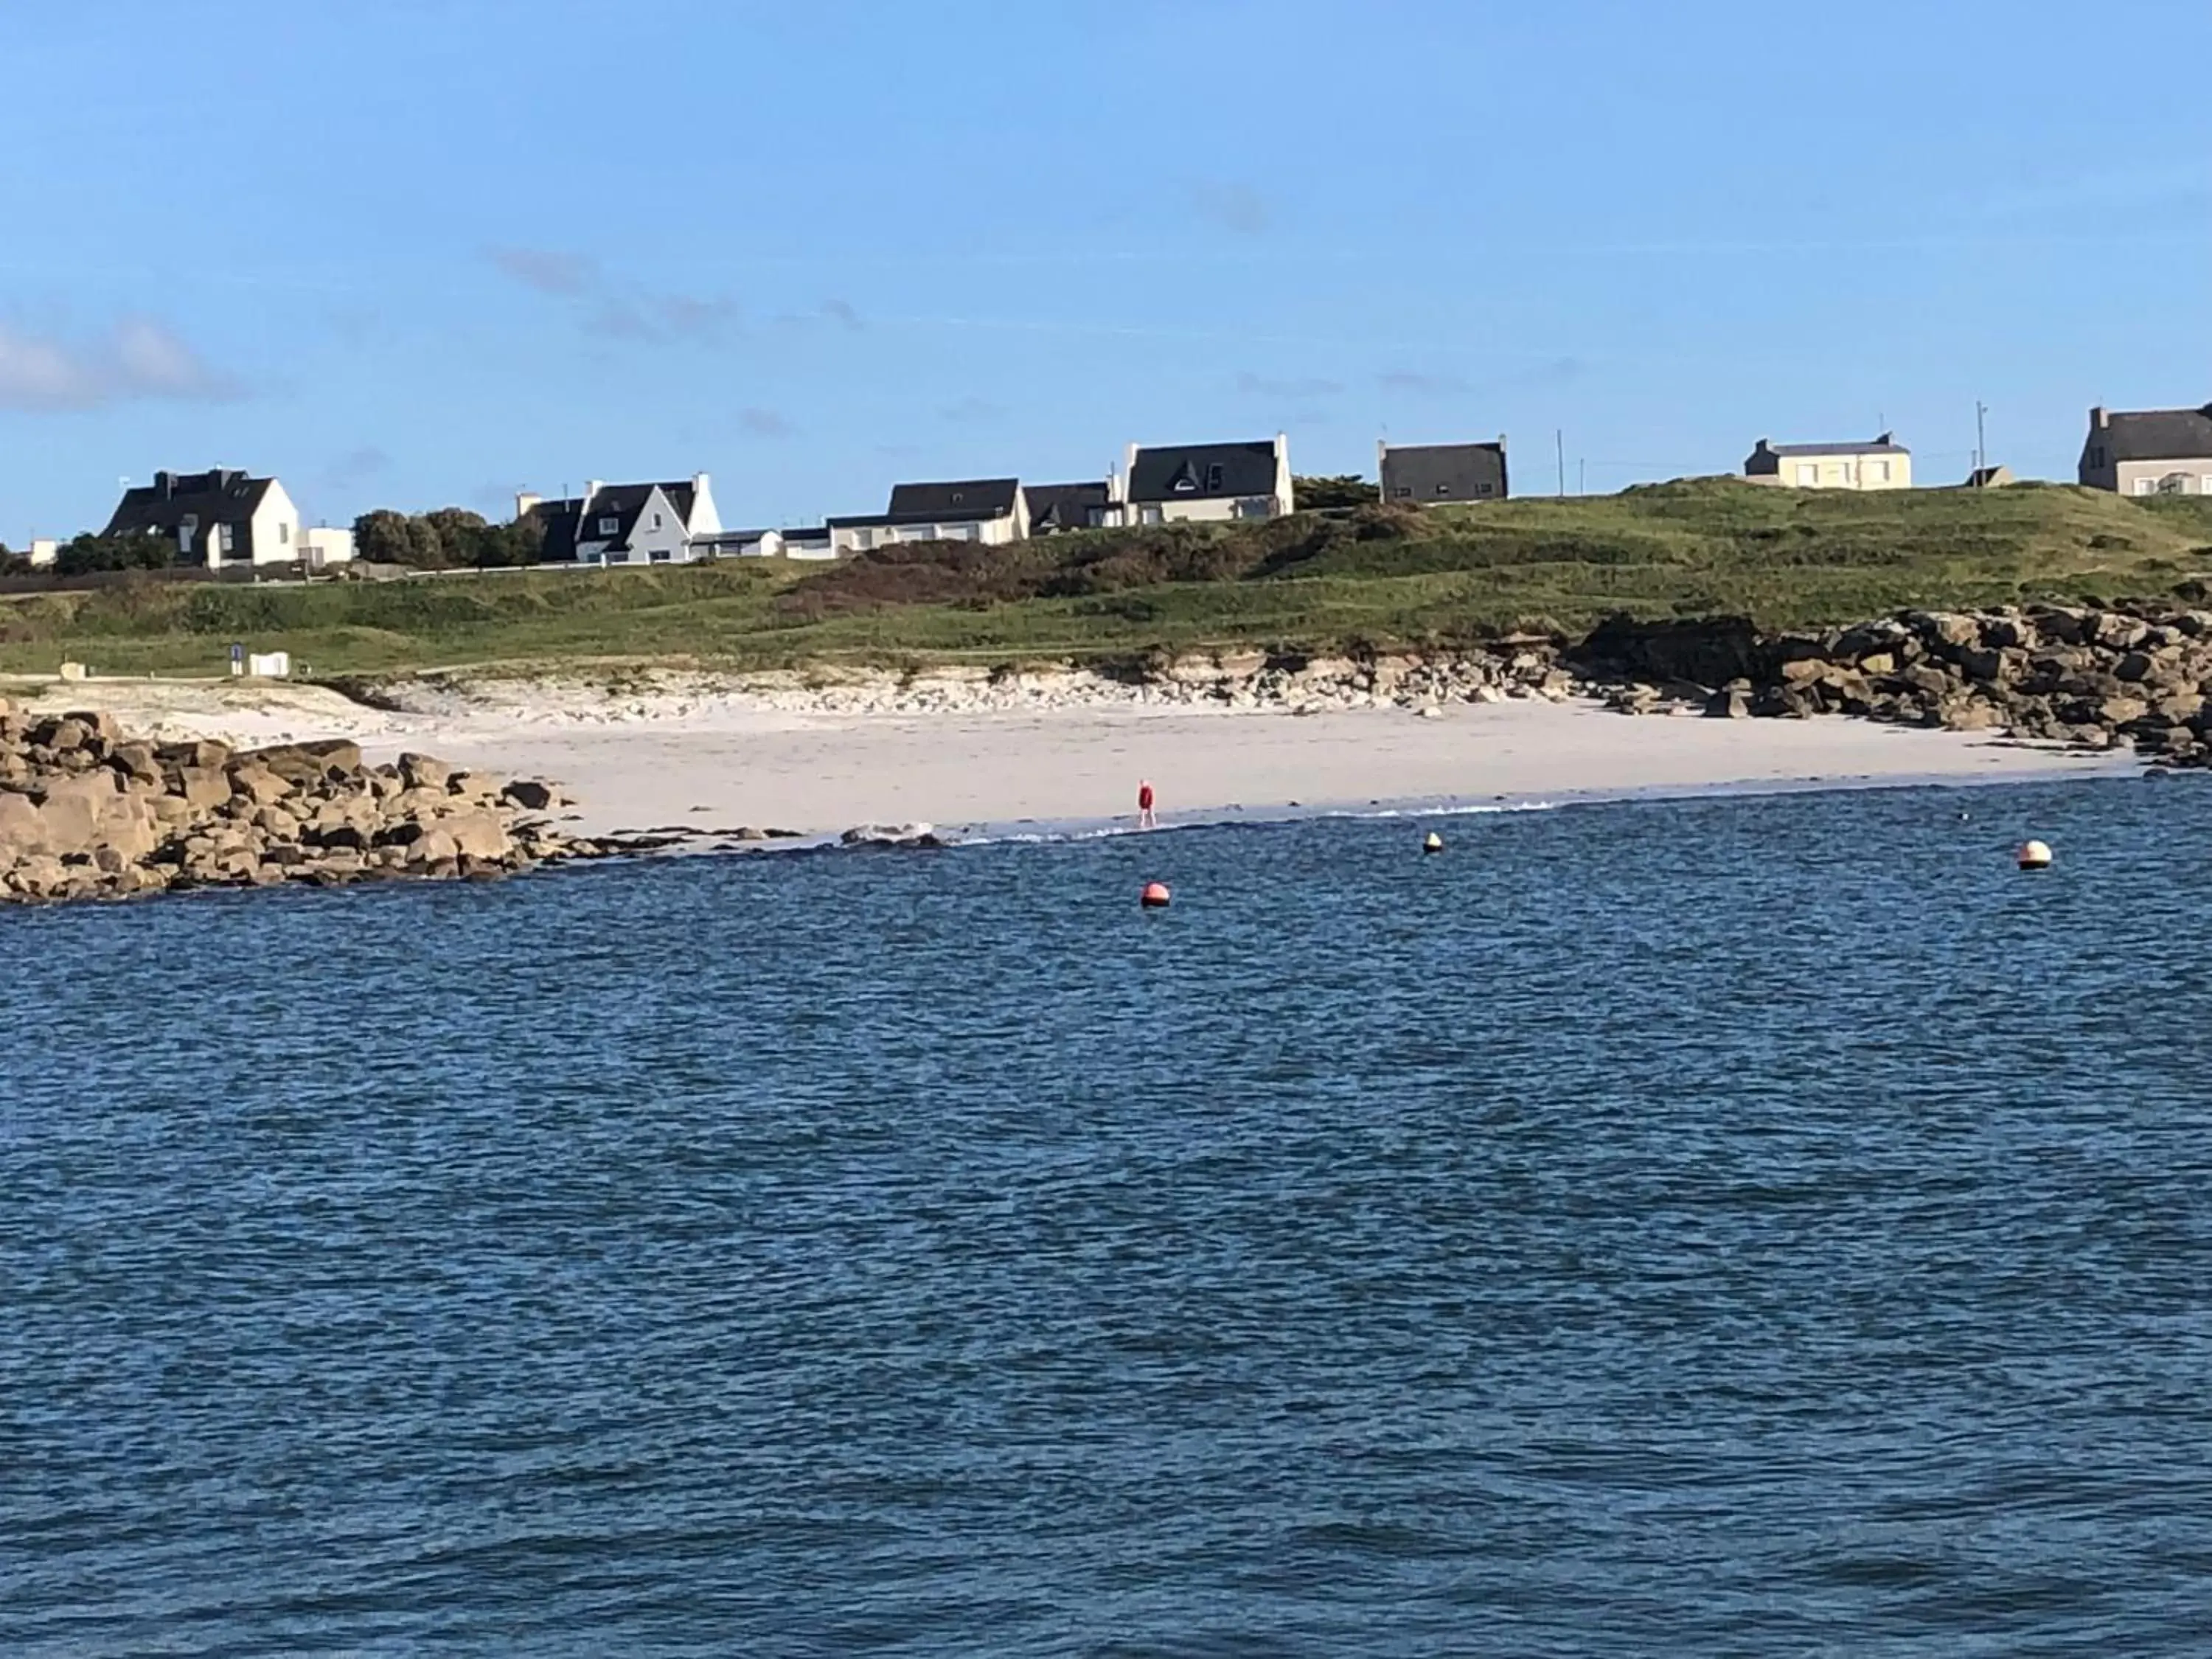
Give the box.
[103,468,304,565]
[1744,434,1911,490]
[827,478,1028,554]
[1119,435,1293,524]
[2079,404,2212,496]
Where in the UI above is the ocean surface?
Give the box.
[6,774,2212,1656]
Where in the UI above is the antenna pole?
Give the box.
[1556,430,1565,498]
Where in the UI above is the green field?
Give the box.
[4,480,2211,681]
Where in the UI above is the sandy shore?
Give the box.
[4,672,2136,840]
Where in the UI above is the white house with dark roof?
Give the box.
[1744,434,1911,490]
[2080,404,2212,496]
[518,473,721,564]
[1023,480,1114,534]
[1379,439,1509,504]
[1119,435,1293,524]
[827,477,1028,554]
[104,468,304,565]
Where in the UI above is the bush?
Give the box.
[54,531,175,576]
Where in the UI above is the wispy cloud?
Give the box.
[321,445,393,489]
[0,316,242,411]
[486,245,599,296]
[1378,369,1472,397]
[1191,181,1272,237]
[938,395,1005,423]
[740,407,793,438]
[1237,371,1343,399]
[485,246,739,343]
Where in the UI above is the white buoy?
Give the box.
[2018,839,2053,871]
[1423,831,1444,854]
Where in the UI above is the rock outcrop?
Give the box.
[0,700,593,904]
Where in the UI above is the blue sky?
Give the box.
[3,0,2208,541]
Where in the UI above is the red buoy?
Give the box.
[1140,881,1172,908]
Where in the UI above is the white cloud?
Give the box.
[0,316,240,411]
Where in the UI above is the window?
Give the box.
[651,512,662,530]
[2135,478,2155,495]
[218,524,235,555]
[279,521,291,544]
[2202,476,2212,495]
[950,491,965,506]
[1869,460,1889,483]
[1205,463,1224,491]
[650,548,670,563]
[1435,483,1451,496]
[1393,486,1411,498]
[1795,464,1816,486]
[1476,482,1495,498]
[599,515,619,535]
[1140,504,1164,524]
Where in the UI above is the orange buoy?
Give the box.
[1140,880,1172,908]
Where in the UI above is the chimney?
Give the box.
[515,490,542,521]
[155,470,174,498]
[2093,406,2109,430]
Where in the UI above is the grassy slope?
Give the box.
[4,480,2211,679]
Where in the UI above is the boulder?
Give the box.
[501,778,560,812]
[226,765,294,807]
[106,741,163,785]
[440,810,513,861]
[172,766,234,812]
[244,739,364,785]
[397,752,453,791]
[156,739,233,771]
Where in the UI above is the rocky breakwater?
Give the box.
[1578,602,2212,765]
[0,697,591,904]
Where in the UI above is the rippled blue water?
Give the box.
[6,776,2212,1655]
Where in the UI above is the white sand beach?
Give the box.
[4,672,2138,840]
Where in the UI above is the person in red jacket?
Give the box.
[1137,779,1157,830]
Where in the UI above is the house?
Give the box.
[27,538,58,568]
[2079,404,2212,496]
[1378,439,1509,504]
[1744,434,1912,490]
[520,473,722,564]
[1964,465,2016,490]
[827,477,1028,554]
[1121,436,1293,524]
[299,526,355,568]
[1023,481,1114,534]
[104,468,304,565]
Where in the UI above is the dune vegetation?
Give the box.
[2,479,2210,681]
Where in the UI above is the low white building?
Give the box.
[299,526,355,568]
[827,478,1028,554]
[521,474,723,564]
[104,468,305,566]
[1119,436,1293,524]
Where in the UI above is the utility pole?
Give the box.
[1556,430,1565,498]
[1975,401,1989,479]
[1579,459,1587,497]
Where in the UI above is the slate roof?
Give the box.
[1749,433,1908,462]
[883,478,1022,521]
[1127,440,1280,503]
[1380,442,1508,503]
[529,480,695,557]
[105,469,274,540]
[2096,405,2212,462]
[1023,481,1112,532]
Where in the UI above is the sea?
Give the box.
[5,773,2212,1657]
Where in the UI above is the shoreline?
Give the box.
[0,670,2138,849]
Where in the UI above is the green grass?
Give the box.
[5,479,2211,681]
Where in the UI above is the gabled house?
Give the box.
[827,477,1028,554]
[1121,436,1293,524]
[1744,434,1911,490]
[104,468,303,566]
[1378,439,1509,504]
[520,473,722,565]
[1023,481,1114,534]
[2080,404,2212,496]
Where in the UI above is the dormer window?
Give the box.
[1205,463,1224,491]
[599,516,619,535]
[950,491,965,505]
